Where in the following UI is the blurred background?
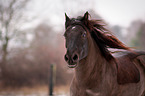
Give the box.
[0,0,145,95]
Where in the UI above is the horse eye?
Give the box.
[82,32,86,38]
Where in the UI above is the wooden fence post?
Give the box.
[49,64,56,96]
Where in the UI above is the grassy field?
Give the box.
[0,85,70,96]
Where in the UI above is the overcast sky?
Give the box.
[26,0,145,30]
[96,0,145,27]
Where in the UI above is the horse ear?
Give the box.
[83,11,89,20]
[65,13,70,22]
[81,11,89,25]
[82,11,89,21]
[65,13,70,29]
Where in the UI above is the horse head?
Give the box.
[64,12,89,68]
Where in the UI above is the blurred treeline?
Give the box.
[0,0,72,88]
[111,20,145,50]
[0,0,145,88]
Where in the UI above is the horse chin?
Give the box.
[68,63,77,68]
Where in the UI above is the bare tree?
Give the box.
[0,0,29,78]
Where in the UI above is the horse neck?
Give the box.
[75,35,107,88]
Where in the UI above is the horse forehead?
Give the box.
[66,25,84,35]
[70,25,82,31]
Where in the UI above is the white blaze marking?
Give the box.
[72,26,76,30]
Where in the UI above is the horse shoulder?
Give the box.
[111,49,145,85]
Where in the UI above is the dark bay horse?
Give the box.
[64,12,145,96]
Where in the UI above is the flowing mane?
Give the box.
[76,12,130,60]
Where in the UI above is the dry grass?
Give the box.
[0,85,69,96]
[54,85,70,95]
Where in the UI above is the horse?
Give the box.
[64,12,145,96]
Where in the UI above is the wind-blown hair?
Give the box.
[76,12,130,60]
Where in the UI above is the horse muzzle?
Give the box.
[64,52,79,68]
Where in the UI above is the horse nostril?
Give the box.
[64,54,69,62]
[72,54,78,62]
